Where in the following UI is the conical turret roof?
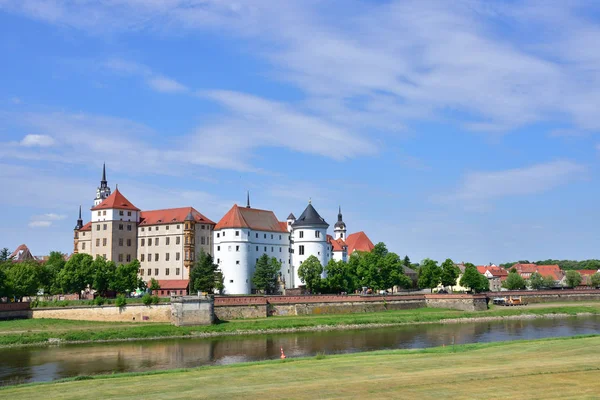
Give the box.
[292,203,328,228]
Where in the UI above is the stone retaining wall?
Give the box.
[32,304,171,323]
[425,294,488,312]
[485,289,600,303]
[0,302,31,320]
[215,304,268,320]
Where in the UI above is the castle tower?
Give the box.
[291,200,330,287]
[94,163,112,206]
[183,210,196,269]
[286,213,296,233]
[334,206,347,240]
[73,205,83,254]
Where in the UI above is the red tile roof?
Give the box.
[513,263,563,280]
[345,231,375,255]
[91,188,140,211]
[79,221,92,231]
[139,207,215,226]
[477,266,509,279]
[153,280,189,290]
[327,234,347,252]
[10,244,35,261]
[578,270,599,276]
[215,204,288,233]
[278,221,288,232]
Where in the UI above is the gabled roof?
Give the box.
[345,231,375,255]
[79,221,92,231]
[139,207,215,226]
[327,234,347,252]
[278,221,288,231]
[291,203,329,228]
[215,204,288,233]
[10,244,35,261]
[91,188,140,211]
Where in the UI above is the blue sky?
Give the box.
[1,0,599,264]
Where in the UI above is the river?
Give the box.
[1,315,599,386]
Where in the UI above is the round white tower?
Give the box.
[291,201,329,287]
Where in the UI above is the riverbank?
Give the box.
[3,335,600,399]
[1,302,599,347]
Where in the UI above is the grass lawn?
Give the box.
[1,302,600,346]
[2,335,600,399]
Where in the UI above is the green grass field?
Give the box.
[2,335,600,399]
[1,302,599,346]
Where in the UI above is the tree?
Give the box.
[418,259,442,292]
[440,258,460,289]
[529,271,544,290]
[58,253,94,298]
[542,275,556,289]
[149,278,161,292]
[298,255,323,293]
[92,256,116,296]
[0,267,7,299]
[112,260,141,294]
[252,254,280,294]
[565,270,582,288]
[0,248,11,262]
[460,264,489,293]
[590,273,600,288]
[190,250,221,294]
[503,271,527,290]
[323,259,355,293]
[41,251,66,295]
[6,261,41,301]
[403,255,411,269]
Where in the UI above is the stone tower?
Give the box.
[73,205,83,254]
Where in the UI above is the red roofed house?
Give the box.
[476,265,508,292]
[9,244,36,262]
[512,263,564,283]
[575,270,600,287]
[73,164,215,294]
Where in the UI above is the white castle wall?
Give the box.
[291,226,330,288]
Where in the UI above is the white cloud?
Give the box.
[20,134,55,147]
[147,76,188,93]
[28,213,67,228]
[441,160,586,210]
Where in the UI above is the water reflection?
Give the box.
[1,316,599,385]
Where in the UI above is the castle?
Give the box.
[74,166,374,295]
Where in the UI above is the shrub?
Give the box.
[151,295,160,305]
[142,293,152,306]
[94,296,105,306]
[115,294,127,308]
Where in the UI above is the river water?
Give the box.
[1,315,599,386]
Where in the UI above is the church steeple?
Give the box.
[334,205,347,240]
[94,163,112,207]
[75,205,83,230]
[246,191,251,208]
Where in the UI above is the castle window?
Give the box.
[156,226,159,231]
[223,231,226,236]
[127,225,132,231]
[256,233,258,238]
[177,225,180,229]
[176,236,181,245]
[315,231,321,238]
[147,268,151,276]
[119,211,124,216]
[228,246,232,252]
[201,236,206,245]
[217,259,220,264]
[103,224,107,230]
[279,248,282,252]
[201,225,205,230]
[271,247,274,252]
[166,268,170,276]
[118,254,123,262]
[118,238,123,246]
[82,232,85,236]
[128,211,132,216]
[185,236,190,245]
[148,239,152,247]
[141,239,145,246]
[103,211,106,216]
[217,233,220,238]
[148,253,152,262]
[103,238,107,246]
[155,253,159,261]
[264,234,266,239]
[341,233,344,238]
[185,223,189,230]
[96,239,100,246]
[256,246,259,251]
[141,227,145,232]
[230,280,234,283]
[155,238,159,246]
[236,260,240,265]
[119,224,123,230]
[299,231,304,238]
[166,225,169,230]
[127,239,131,247]
[82,242,86,250]
[96,225,100,231]
[318,251,321,256]
[176,252,180,261]
[235,231,239,236]
[217,246,221,251]
[140,268,144,276]
[126,254,131,262]
[176,268,180,275]
[98,211,101,216]
[299,245,305,255]
[271,234,273,239]
[279,235,282,240]
[166,253,170,261]
[141,253,145,262]
[155,268,159,276]
[166,237,170,245]
[236,246,240,252]
[264,246,267,252]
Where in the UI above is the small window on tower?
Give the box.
[235,231,239,236]
[96,225,100,231]
[315,231,320,238]
[103,211,106,216]
[299,231,304,238]
[119,211,124,216]
[299,245,305,255]
[98,211,101,216]
[236,246,239,252]
[127,211,132,216]
[236,260,240,265]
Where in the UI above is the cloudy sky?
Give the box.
[1,0,598,264]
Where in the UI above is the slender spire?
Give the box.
[338,205,343,221]
[246,191,251,208]
[75,205,83,230]
[101,162,106,183]
[78,205,82,219]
